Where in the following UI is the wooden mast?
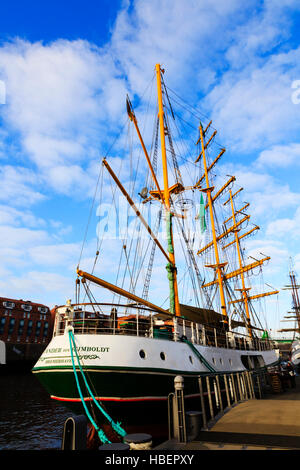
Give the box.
[228,189,252,337]
[126,96,165,206]
[76,269,171,316]
[198,123,228,325]
[155,63,180,317]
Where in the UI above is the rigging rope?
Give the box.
[68,327,127,441]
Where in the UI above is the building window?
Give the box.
[21,304,32,312]
[27,320,33,337]
[35,321,41,337]
[38,306,48,314]
[18,319,25,336]
[3,301,15,309]
[43,322,49,337]
[0,317,6,335]
[8,318,15,335]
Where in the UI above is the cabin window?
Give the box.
[139,350,146,359]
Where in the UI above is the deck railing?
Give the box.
[53,303,275,353]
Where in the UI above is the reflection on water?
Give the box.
[0,371,76,450]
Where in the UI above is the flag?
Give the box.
[198,193,207,234]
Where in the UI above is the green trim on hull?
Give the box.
[32,359,280,402]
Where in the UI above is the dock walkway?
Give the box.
[155,376,300,450]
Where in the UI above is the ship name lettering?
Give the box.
[76,346,109,353]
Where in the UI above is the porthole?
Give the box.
[160,352,166,360]
[212,357,216,364]
[229,358,232,365]
[220,358,223,365]
[189,355,193,364]
[139,349,146,359]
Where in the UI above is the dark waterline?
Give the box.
[0,371,76,450]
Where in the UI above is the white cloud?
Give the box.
[0,165,45,206]
[266,206,300,239]
[257,143,300,168]
[218,162,300,219]
[0,204,45,227]
[29,242,80,267]
[0,271,73,307]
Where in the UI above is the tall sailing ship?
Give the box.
[32,64,280,437]
[279,262,300,370]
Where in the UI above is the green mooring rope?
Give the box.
[68,328,126,442]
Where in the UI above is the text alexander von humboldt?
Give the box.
[39,345,110,364]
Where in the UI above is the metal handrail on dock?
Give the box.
[168,369,268,443]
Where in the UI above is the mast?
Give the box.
[280,264,300,335]
[155,64,180,316]
[290,270,300,332]
[228,189,252,337]
[198,123,228,326]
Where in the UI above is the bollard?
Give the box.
[99,443,130,450]
[186,411,202,441]
[173,375,187,443]
[123,433,152,450]
[61,415,87,450]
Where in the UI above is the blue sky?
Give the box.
[0,0,300,336]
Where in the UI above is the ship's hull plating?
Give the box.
[32,332,279,427]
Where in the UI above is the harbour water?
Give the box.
[0,371,76,450]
